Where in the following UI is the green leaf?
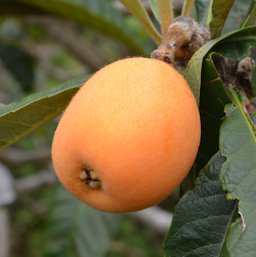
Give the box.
[194,0,212,26]
[149,0,160,21]
[0,44,35,92]
[213,28,256,60]
[149,0,174,35]
[44,187,120,257]
[197,53,230,169]
[219,90,256,257]
[181,0,196,17]
[183,37,218,103]
[1,0,144,55]
[223,0,253,34]
[209,0,235,38]
[163,153,236,257]
[119,0,161,44]
[0,75,87,151]
[242,1,256,28]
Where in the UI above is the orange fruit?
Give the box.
[51,57,200,213]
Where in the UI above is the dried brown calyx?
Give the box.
[212,54,256,114]
[79,168,101,189]
[151,16,211,69]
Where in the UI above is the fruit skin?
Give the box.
[51,57,201,213]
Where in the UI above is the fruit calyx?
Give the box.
[79,168,101,189]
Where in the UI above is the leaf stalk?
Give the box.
[181,0,195,17]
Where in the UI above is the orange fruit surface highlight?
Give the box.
[51,57,201,213]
